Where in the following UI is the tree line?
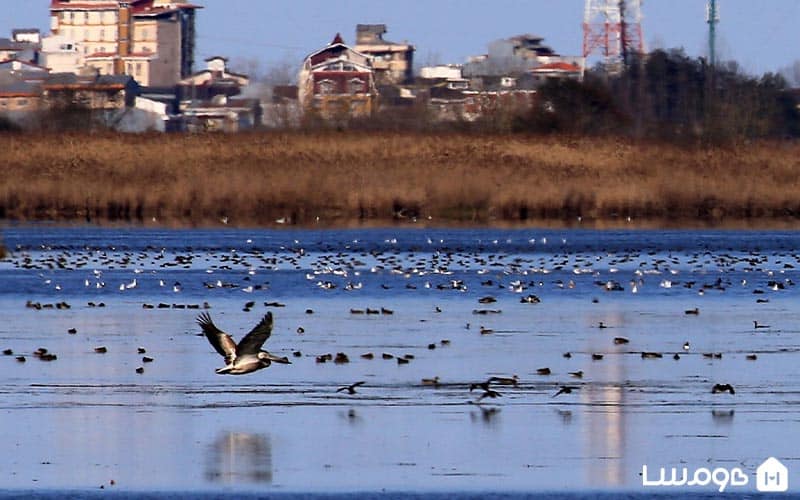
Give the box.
[516,49,800,142]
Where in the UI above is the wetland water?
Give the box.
[0,226,798,495]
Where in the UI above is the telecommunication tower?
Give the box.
[706,0,720,66]
[583,0,645,71]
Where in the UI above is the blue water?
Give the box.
[0,226,798,495]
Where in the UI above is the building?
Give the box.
[181,95,262,132]
[0,37,38,63]
[0,81,43,114]
[42,73,139,110]
[177,56,249,102]
[354,24,414,85]
[0,59,50,81]
[298,34,377,121]
[177,56,260,131]
[41,34,85,73]
[49,0,201,87]
[418,64,470,91]
[463,34,584,79]
[263,84,300,128]
[12,29,42,45]
[530,61,583,82]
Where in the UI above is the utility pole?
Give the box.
[707,0,719,66]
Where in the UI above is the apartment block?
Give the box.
[48,0,200,87]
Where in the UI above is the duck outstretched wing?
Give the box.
[236,312,273,356]
[197,312,237,363]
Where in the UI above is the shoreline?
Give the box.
[3,215,800,231]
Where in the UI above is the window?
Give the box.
[17,99,28,106]
[348,78,364,94]
[135,63,142,76]
[318,80,335,95]
[142,29,148,40]
[100,29,104,40]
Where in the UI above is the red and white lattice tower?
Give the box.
[583,0,645,71]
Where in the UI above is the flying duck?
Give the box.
[198,312,290,375]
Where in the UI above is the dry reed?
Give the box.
[0,131,799,227]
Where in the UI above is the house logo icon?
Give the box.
[757,457,789,492]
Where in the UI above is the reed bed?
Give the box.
[0,131,799,227]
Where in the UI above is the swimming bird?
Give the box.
[711,383,735,394]
[475,388,502,403]
[552,385,578,398]
[336,381,365,394]
[198,312,290,375]
[488,375,519,386]
[753,321,770,329]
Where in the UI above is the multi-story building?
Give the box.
[298,34,377,120]
[463,34,584,79]
[48,0,201,87]
[354,24,413,86]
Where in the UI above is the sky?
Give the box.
[1,1,798,79]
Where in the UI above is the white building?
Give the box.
[41,34,85,74]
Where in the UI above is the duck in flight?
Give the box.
[198,312,290,375]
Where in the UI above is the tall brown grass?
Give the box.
[0,131,799,227]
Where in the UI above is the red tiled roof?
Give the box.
[50,1,201,12]
[0,91,40,98]
[50,1,119,10]
[532,62,581,72]
[130,0,202,14]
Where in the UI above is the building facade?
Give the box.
[354,24,414,85]
[298,34,377,121]
[41,34,85,73]
[48,0,200,87]
[463,34,584,79]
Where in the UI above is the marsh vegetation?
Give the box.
[0,132,798,226]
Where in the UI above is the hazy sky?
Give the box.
[1,1,798,77]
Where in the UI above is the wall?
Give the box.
[53,9,119,57]
[147,19,182,86]
[0,95,41,112]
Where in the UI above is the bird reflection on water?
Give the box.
[205,432,273,484]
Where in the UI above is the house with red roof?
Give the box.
[530,61,583,82]
[298,34,378,121]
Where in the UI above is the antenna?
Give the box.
[583,0,645,72]
[706,0,720,66]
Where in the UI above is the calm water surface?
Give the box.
[0,226,798,495]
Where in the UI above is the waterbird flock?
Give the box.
[1,231,797,406]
